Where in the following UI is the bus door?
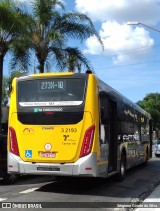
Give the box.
[107,99,117,173]
[99,92,117,174]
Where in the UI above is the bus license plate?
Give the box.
[37,166,60,171]
[40,152,56,158]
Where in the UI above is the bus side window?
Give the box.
[99,92,110,144]
[99,92,108,124]
[101,107,106,124]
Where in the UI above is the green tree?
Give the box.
[137,93,160,136]
[18,0,103,73]
[2,70,24,107]
[0,0,28,130]
[2,76,9,106]
[66,49,91,73]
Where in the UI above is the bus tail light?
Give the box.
[80,125,95,158]
[9,127,19,156]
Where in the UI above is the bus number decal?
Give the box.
[61,128,77,133]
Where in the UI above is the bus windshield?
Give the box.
[18,78,86,107]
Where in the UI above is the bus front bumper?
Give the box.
[8,152,98,177]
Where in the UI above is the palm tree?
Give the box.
[0,0,28,131]
[18,0,103,73]
[2,76,9,106]
[66,48,91,72]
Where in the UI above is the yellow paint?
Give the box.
[8,73,100,164]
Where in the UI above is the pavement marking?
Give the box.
[0,198,8,201]
[19,187,39,194]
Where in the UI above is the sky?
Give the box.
[4,0,160,102]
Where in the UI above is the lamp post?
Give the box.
[127,22,160,33]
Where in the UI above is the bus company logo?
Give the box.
[34,108,42,112]
[34,108,39,112]
[63,135,69,141]
[43,108,63,112]
[34,108,63,112]
[23,128,34,135]
[44,143,52,150]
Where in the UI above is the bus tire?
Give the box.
[116,152,126,181]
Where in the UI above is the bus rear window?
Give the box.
[18,78,86,107]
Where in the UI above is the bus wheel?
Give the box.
[2,174,18,184]
[116,152,126,181]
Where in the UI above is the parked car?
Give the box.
[154,139,160,157]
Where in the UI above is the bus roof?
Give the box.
[29,72,74,77]
[98,77,151,119]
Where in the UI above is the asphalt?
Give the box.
[135,181,160,210]
[134,144,160,211]
[138,185,160,210]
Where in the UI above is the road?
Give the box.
[0,155,160,210]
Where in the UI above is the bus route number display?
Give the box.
[39,80,66,91]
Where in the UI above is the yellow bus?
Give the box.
[7,71,152,180]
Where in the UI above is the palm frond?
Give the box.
[31,0,64,27]
[9,38,31,71]
[49,46,66,71]
[64,47,93,71]
[57,12,103,49]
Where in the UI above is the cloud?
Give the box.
[76,0,159,64]
[75,0,160,25]
[85,22,154,64]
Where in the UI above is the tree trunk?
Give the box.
[77,63,81,73]
[0,55,4,133]
[68,68,74,72]
[39,60,45,73]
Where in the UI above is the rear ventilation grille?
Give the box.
[18,112,84,125]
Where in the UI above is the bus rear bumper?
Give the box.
[8,152,98,177]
